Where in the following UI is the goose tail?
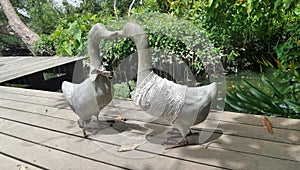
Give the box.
[62,81,75,110]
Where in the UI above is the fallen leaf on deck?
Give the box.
[262,116,274,135]
[118,143,140,152]
[116,116,127,121]
[17,164,27,170]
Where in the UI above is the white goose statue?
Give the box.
[117,22,218,141]
[62,24,116,136]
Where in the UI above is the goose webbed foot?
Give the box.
[164,129,196,149]
[163,128,186,148]
[95,115,115,127]
[165,140,189,149]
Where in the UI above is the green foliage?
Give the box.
[226,76,300,118]
[35,11,221,79]
[227,24,300,118]
[35,13,111,56]
[275,26,300,66]
[106,12,221,78]
[164,0,300,71]
[131,0,161,14]
[113,80,136,99]
[26,0,62,34]
[33,34,55,56]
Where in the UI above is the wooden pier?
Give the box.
[0,85,299,169]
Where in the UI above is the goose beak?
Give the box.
[116,30,125,38]
[89,23,117,39]
[104,30,118,38]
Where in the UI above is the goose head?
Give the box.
[88,23,117,81]
[117,22,148,50]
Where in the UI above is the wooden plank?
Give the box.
[0,98,75,121]
[0,57,86,83]
[0,103,300,169]
[1,86,300,167]
[0,57,43,69]
[0,95,299,164]
[0,57,84,74]
[0,57,54,75]
[0,88,299,145]
[0,153,42,170]
[0,85,64,99]
[0,91,69,109]
[1,85,299,131]
[1,87,300,134]
[193,119,300,145]
[0,56,33,62]
[211,111,300,131]
[110,99,300,131]
[0,132,125,170]
[0,116,218,170]
[1,108,300,170]
[106,101,300,132]
[0,57,32,69]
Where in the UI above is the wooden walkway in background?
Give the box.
[0,56,86,83]
[0,56,87,91]
[0,85,299,169]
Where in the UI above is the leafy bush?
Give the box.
[226,75,300,118]
[35,11,222,81]
[113,80,136,99]
[165,0,299,71]
[226,24,300,118]
[205,0,299,70]
[34,13,112,56]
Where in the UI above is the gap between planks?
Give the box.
[0,152,46,170]
[0,87,300,132]
[0,113,299,170]
[0,118,220,170]
[0,96,300,146]
[0,105,300,165]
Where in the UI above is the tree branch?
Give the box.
[0,0,40,55]
[113,0,118,17]
[128,0,135,16]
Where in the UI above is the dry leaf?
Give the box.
[118,143,140,152]
[262,116,274,135]
[17,165,27,170]
[116,116,127,121]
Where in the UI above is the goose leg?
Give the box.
[165,129,196,149]
[77,119,88,138]
[77,119,83,128]
[164,128,186,148]
[82,121,88,138]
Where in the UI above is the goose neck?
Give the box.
[88,34,101,70]
[132,34,152,86]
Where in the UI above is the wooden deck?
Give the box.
[0,56,86,91]
[0,85,299,170]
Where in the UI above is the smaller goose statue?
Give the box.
[117,22,218,143]
[62,24,116,137]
